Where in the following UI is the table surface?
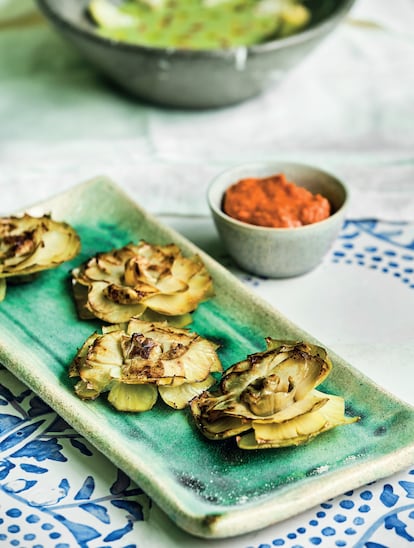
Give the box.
[1,1,414,547]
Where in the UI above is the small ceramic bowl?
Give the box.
[207,162,348,278]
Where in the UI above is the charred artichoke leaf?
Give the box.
[125,255,188,295]
[220,341,331,415]
[1,214,47,258]
[0,214,80,279]
[71,330,123,399]
[107,382,158,412]
[139,307,192,328]
[0,227,44,268]
[195,414,251,440]
[190,391,251,439]
[86,280,147,323]
[205,387,328,422]
[102,323,127,334]
[69,332,100,378]
[238,392,359,450]
[219,340,309,394]
[220,350,290,396]
[120,318,222,386]
[103,282,157,304]
[82,258,123,284]
[96,250,129,278]
[126,317,190,337]
[249,391,328,423]
[74,379,101,400]
[189,391,328,440]
[19,224,78,269]
[154,273,188,294]
[71,240,213,322]
[159,374,216,409]
[264,338,332,368]
[143,261,213,315]
[129,241,179,283]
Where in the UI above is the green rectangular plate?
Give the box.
[1,177,413,539]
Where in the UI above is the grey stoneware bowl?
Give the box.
[36,0,355,108]
[207,162,348,278]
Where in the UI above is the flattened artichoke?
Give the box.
[0,214,81,299]
[70,317,222,412]
[71,241,213,325]
[190,340,359,449]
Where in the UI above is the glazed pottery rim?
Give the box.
[207,161,349,234]
[36,0,356,58]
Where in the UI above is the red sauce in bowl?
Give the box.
[223,173,330,228]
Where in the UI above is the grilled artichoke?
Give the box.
[0,213,81,300]
[190,340,359,449]
[70,317,222,412]
[71,241,214,325]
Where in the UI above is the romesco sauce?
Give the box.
[222,173,331,228]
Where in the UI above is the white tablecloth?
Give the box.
[0,0,413,221]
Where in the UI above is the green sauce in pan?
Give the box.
[88,0,310,50]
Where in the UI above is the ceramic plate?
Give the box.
[1,177,413,539]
